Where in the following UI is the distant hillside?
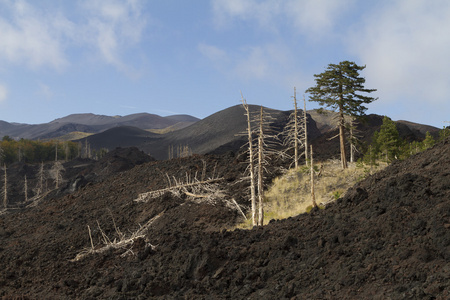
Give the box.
[81,126,161,150]
[0,107,440,161]
[76,105,442,161]
[50,113,119,125]
[0,112,200,140]
[80,105,322,160]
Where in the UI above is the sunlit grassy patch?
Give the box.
[262,160,387,225]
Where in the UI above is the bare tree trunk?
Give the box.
[339,108,348,169]
[3,165,7,209]
[55,141,58,161]
[310,145,317,208]
[241,93,257,226]
[64,142,70,161]
[18,146,22,162]
[37,162,45,196]
[303,95,308,166]
[24,175,28,203]
[257,106,264,226]
[293,88,299,169]
[350,123,354,163]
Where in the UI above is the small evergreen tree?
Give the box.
[371,116,401,162]
[421,131,435,150]
[439,126,450,141]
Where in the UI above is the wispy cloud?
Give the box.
[198,43,228,63]
[0,0,147,75]
[348,0,450,108]
[0,0,69,70]
[206,0,356,85]
[284,0,355,38]
[212,0,280,30]
[198,41,304,88]
[80,0,147,76]
[211,0,354,38]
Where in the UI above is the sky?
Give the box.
[0,0,449,128]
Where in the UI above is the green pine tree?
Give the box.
[372,116,401,163]
[421,131,435,150]
[306,61,377,169]
[439,126,450,142]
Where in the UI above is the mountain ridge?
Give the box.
[0,112,200,140]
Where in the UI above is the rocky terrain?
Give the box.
[0,133,449,298]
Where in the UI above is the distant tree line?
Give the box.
[0,136,108,165]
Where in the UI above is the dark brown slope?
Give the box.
[141,104,281,159]
[1,136,449,298]
[126,104,321,160]
[80,126,161,151]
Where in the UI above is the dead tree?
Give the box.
[2,165,7,209]
[35,162,46,196]
[310,145,317,208]
[55,141,58,161]
[135,177,225,202]
[177,145,192,158]
[18,146,23,162]
[24,175,28,203]
[303,95,309,166]
[257,106,265,225]
[168,145,174,159]
[241,93,257,226]
[283,87,307,169]
[253,106,280,225]
[64,142,70,161]
[50,161,65,189]
[347,117,362,163]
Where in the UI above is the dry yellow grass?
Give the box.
[263,160,387,224]
[235,160,387,229]
[43,131,93,142]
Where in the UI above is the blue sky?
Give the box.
[0,0,449,128]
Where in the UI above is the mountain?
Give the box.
[78,105,440,161]
[0,113,200,140]
[0,107,440,161]
[83,126,161,150]
[79,104,323,160]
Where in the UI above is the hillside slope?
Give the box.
[0,136,449,298]
[0,113,200,140]
[82,104,323,160]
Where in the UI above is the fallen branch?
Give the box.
[134,178,224,202]
[71,212,163,262]
[232,198,247,220]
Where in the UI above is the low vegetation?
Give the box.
[0,136,107,165]
[239,160,386,228]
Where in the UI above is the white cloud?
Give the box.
[0,83,7,103]
[348,0,450,106]
[212,0,280,29]
[80,0,147,75]
[0,0,69,70]
[0,0,147,75]
[198,43,228,62]
[211,0,354,37]
[284,0,355,38]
